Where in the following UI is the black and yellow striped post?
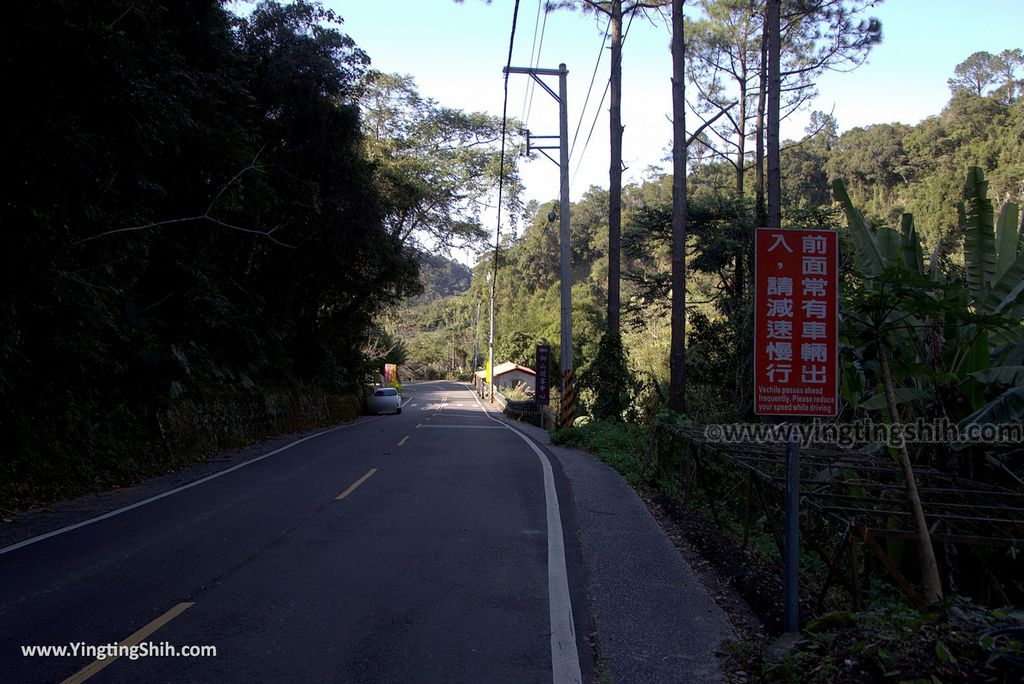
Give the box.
[559,368,574,429]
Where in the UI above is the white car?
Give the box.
[368,387,402,414]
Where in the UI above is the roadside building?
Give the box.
[492,362,536,394]
[473,361,537,396]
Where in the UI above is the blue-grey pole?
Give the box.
[784,436,800,632]
[557,64,572,414]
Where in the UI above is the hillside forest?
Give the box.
[401,57,1024,425]
[0,1,517,507]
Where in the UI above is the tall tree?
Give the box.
[669,0,688,412]
[948,50,998,97]
[358,72,524,252]
[765,1,881,204]
[0,0,422,505]
[992,48,1024,103]
[688,0,880,201]
[687,0,761,199]
[766,0,781,228]
[548,0,669,337]
[687,0,879,295]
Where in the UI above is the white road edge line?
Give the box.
[0,419,374,557]
[418,425,505,429]
[467,383,582,684]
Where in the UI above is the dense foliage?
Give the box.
[0,1,424,507]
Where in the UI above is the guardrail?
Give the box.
[475,382,556,429]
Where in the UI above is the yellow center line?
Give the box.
[397,436,409,446]
[335,468,377,501]
[62,602,194,684]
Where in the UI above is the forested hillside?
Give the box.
[0,1,511,509]
[413,63,1024,420]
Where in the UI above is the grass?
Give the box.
[551,420,650,487]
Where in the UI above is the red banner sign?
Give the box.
[754,228,839,416]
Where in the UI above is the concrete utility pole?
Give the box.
[473,300,481,373]
[487,270,495,401]
[504,63,574,428]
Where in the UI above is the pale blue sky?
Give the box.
[327,0,1023,251]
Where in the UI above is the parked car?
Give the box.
[368,387,402,415]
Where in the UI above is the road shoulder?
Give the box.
[487,410,736,683]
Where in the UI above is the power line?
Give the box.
[495,0,521,256]
[488,0,521,396]
[522,3,549,128]
[570,11,637,191]
[570,80,610,189]
[520,0,544,122]
[569,18,610,160]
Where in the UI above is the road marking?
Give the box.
[416,423,423,429]
[410,403,418,407]
[466,384,582,683]
[397,436,409,446]
[61,602,194,684]
[1,421,372,557]
[418,425,505,429]
[335,468,378,501]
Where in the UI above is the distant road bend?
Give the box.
[0,381,588,683]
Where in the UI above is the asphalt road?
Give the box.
[0,381,591,683]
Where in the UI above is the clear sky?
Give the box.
[328,0,1023,255]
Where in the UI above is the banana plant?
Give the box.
[833,172,1024,419]
[963,168,1024,321]
[832,169,1024,603]
[958,168,1024,426]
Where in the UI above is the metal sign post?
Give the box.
[784,437,800,632]
[754,227,839,634]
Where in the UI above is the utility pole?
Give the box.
[505,63,573,428]
[487,270,495,401]
[473,300,481,373]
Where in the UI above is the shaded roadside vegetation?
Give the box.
[539,100,1024,678]
[556,413,1024,682]
[0,1,426,510]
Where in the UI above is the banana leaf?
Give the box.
[877,227,903,268]
[859,387,931,411]
[962,166,997,305]
[983,251,1024,316]
[900,213,924,275]
[993,333,1024,367]
[958,384,1024,428]
[962,329,991,411]
[832,179,887,276]
[996,201,1021,282]
[970,366,1024,386]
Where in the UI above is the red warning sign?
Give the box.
[754,228,839,416]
